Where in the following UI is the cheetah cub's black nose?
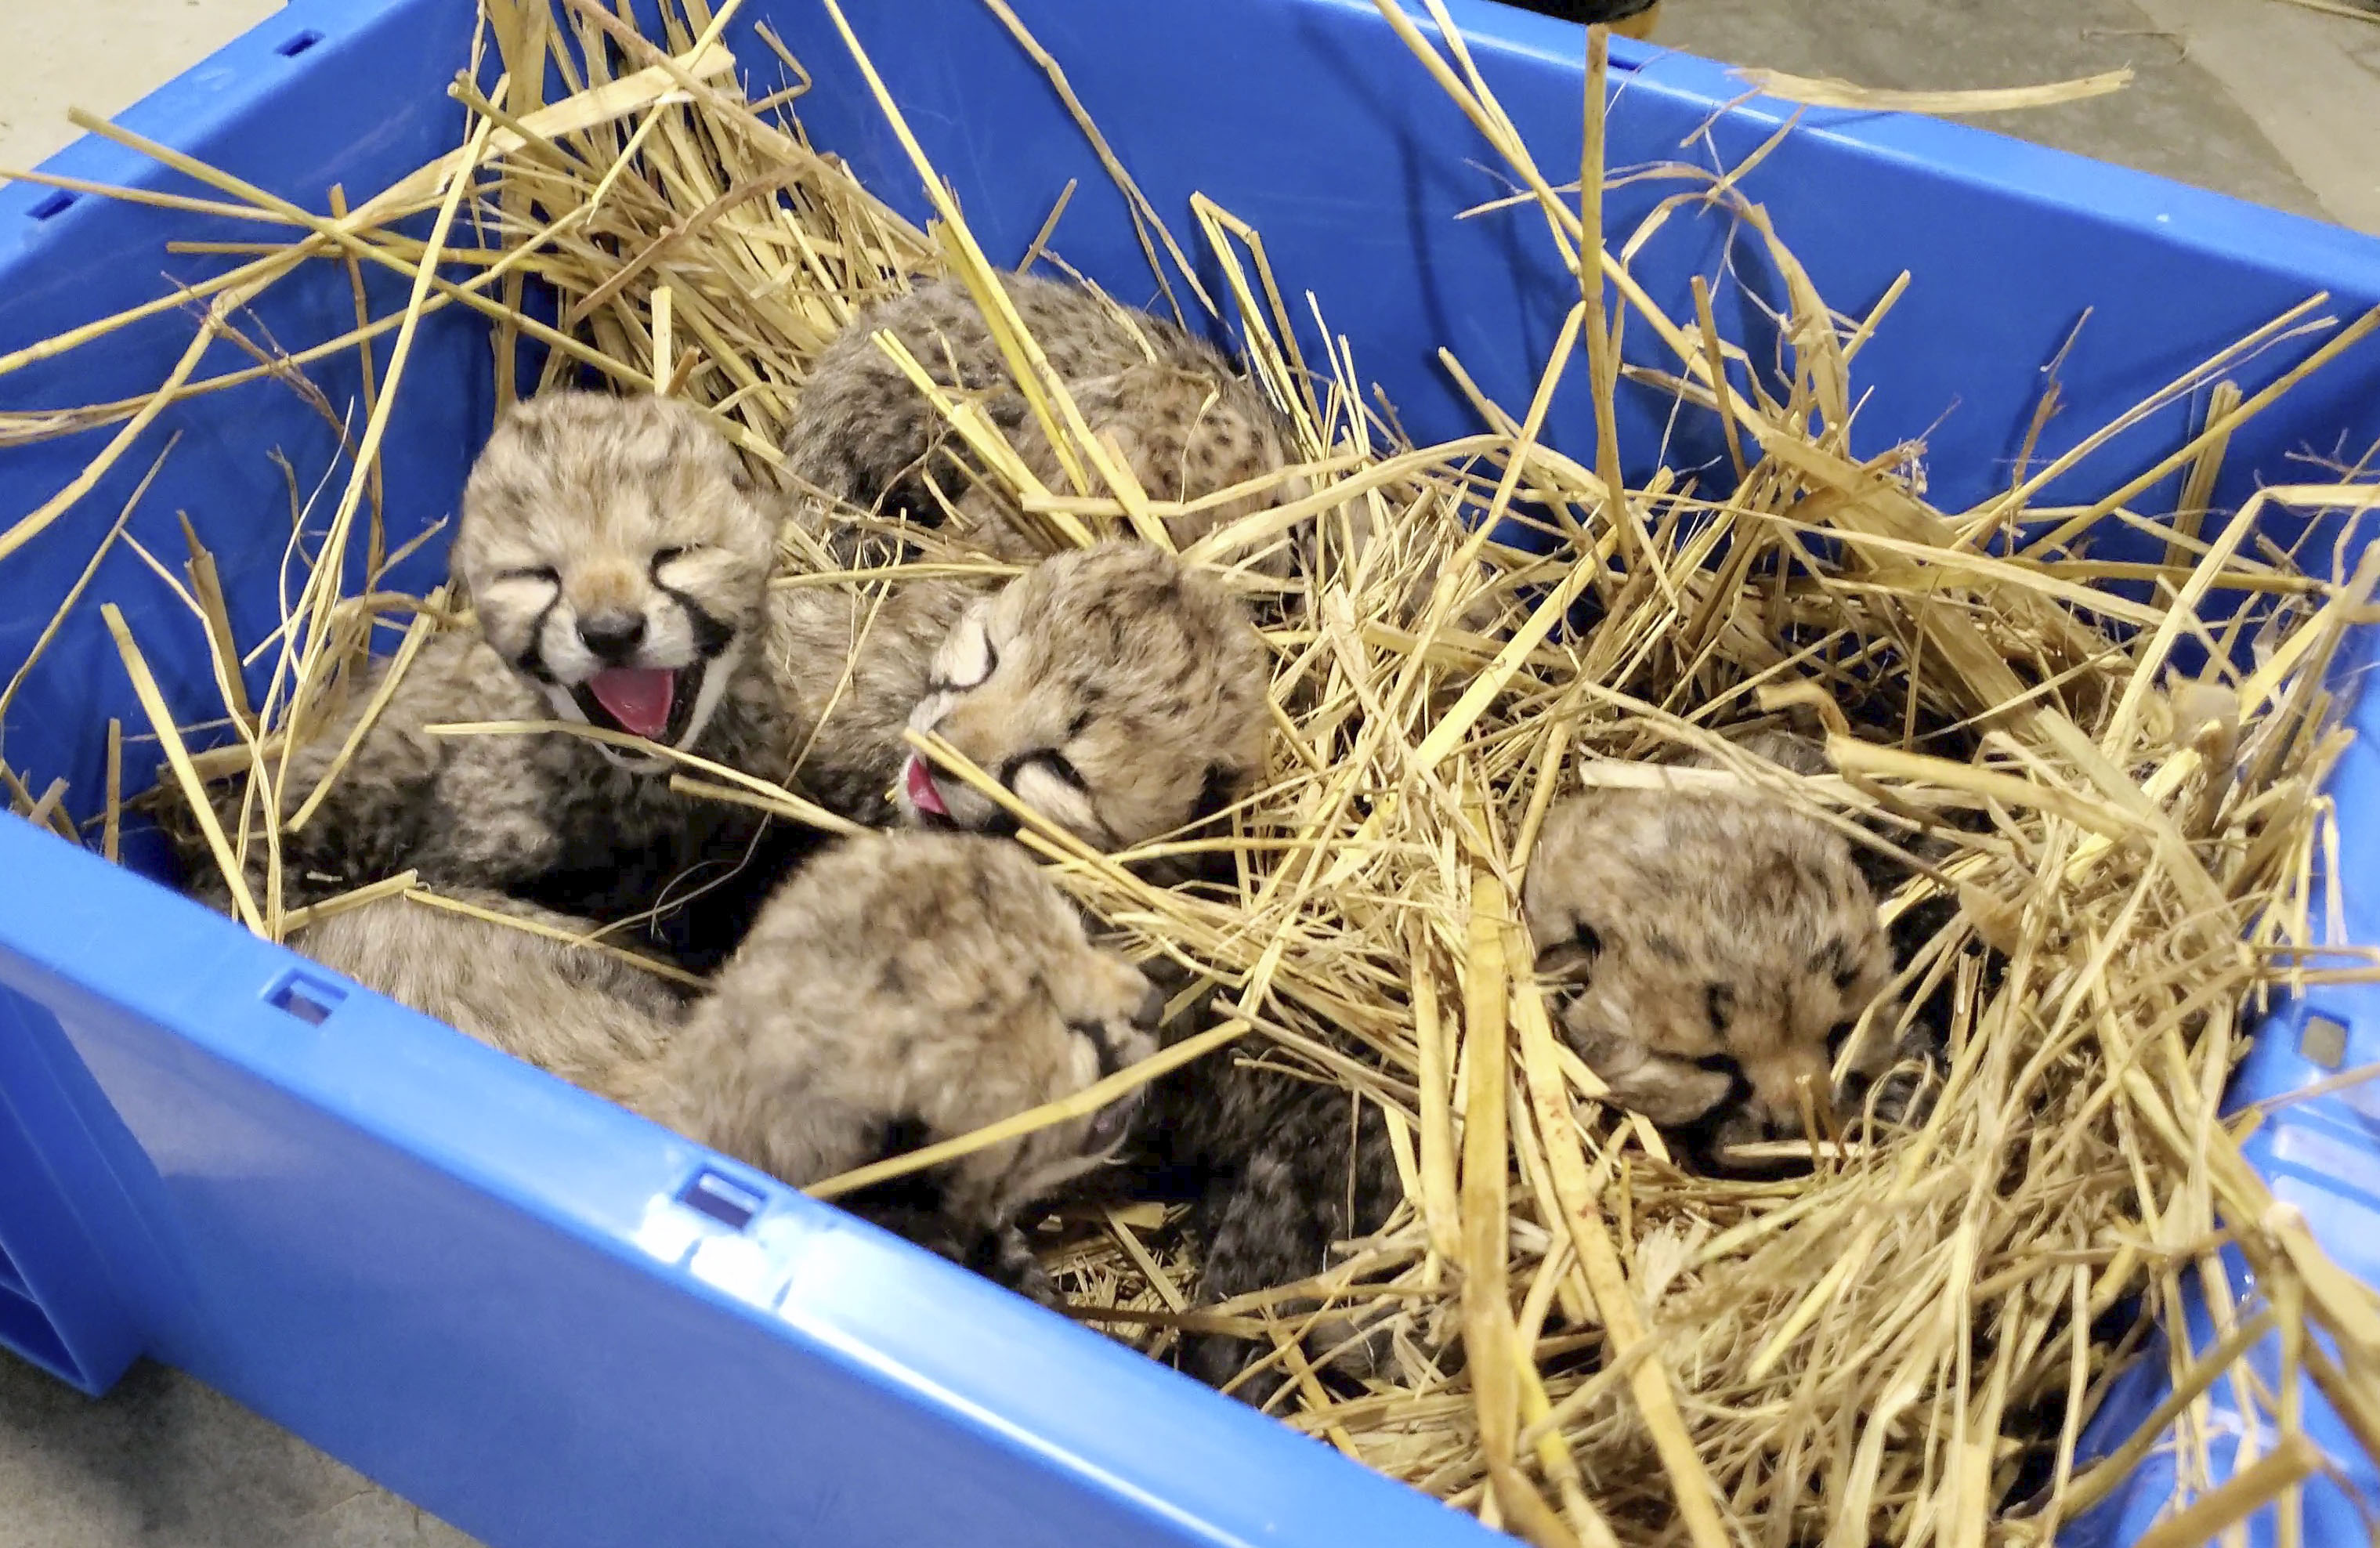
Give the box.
[578,612,646,662]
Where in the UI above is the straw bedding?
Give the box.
[4,1,2379,1543]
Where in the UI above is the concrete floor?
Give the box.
[1653,0,2380,233]
[2,1,2378,1546]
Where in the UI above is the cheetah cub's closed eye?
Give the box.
[618,832,1164,1289]
[782,271,1303,563]
[1522,783,1902,1156]
[895,541,1268,855]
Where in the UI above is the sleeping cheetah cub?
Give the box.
[897,543,1268,852]
[773,541,1268,860]
[293,888,682,1094]
[782,272,1302,564]
[174,392,798,957]
[1521,776,1908,1156]
[291,836,1158,1293]
[1168,746,1916,1401]
[619,833,1163,1288]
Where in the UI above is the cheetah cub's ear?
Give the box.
[626,832,1163,1298]
[454,391,776,768]
[898,542,1268,859]
[1522,782,1906,1160]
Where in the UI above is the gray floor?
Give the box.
[4,0,2378,1544]
[0,1357,470,1548]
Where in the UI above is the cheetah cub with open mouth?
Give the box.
[1521,772,1912,1160]
[172,392,795,952]
[772,541,1268,864]
[782,271,1302,565]
[895,543,1268,852]
[459,391,782,768]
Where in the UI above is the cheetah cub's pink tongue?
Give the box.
[903,754,949,817]
[587,667,675,740]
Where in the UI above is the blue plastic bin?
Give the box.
[2,1,2377,1543]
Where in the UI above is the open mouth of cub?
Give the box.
[903,753,957,824]
[1083,1087,1144,1156]
[570,660,707,747]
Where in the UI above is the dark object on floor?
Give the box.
[1496,0,1660,38]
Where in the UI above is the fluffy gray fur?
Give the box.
[779,272,1303,564]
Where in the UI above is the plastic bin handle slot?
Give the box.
[264,972,346,1027]
[2302,1016,2349,1070]
[677,1168,764,1232]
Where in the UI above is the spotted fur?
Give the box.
[1521,777,1901,1155]
[781,273,1304,563]
[619,832,1164,1290]
[1707,725,1959,1127]
[1152,1044,1404,1407]
[292,888,683,1091]
[292,837,1156,1297]
[765,570,978,827]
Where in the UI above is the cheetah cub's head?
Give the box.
[895,837,1167,1228]
[898,542,1268,854]
[784,834,1166,1232]
[455,392,774,768]
[1522,787,1900,1158]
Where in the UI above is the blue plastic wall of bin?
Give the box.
[0,0,2375,1543]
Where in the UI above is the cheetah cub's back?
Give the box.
[783,272,1301,562]
[1522,782,1904,1155]
[292,888,682,1094]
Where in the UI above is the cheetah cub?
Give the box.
[772,541,1268,859]
[782,272,1301,564]
[619,833,1163,1289]
[895,542,1268,852]
[174,392,796,953]
[293,888,682,1094]
[291,836,1158,1294]
[1152,1050,1405,1408]
[455,391,783,770]
[1521,776,1908,1157]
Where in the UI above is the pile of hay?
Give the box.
[5,0,2379,1543]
